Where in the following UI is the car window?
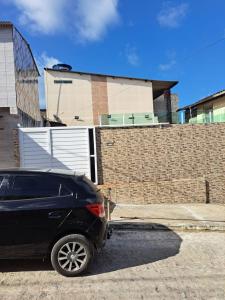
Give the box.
[74,176,104,202]
[59,183,73,196]
[0,176,5,200]
[4,174,73,201]
[76,176,99,195]
[82,177,98,192]
[0,176,12,200]
[0,176,4,186]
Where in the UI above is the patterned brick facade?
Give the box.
[91,75,109,125]
[96,123,225,204]
[0,108,20,168]
[13,128,20,167]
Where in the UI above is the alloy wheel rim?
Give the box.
[58,242,87,272]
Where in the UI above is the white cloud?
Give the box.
[159,50,176,71]
[8,0,120,41]
[73,0,120,42]
[157,2,189,28]
[35,52,61,107]
[38,52,61,69]
[125,45,140,66]
[11,0,65,34]
[159,59,176,71]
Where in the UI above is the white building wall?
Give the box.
[0,27,16,109]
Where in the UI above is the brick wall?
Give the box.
[0,108,20,168]
[96,123,225,204]
[12,128,20,167]
[91,75,108,125]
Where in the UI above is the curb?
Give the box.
[109,221,225,232]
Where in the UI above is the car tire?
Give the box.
[51,234,93,277]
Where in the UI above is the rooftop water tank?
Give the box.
[52,64,72,71]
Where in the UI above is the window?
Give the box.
[54,80,72,84]
[0,176,10,200]
[0,176,5,199]
[5,175,73,200]
[0,176,4,185]
[59,183,73,197]
[77,177,98,194]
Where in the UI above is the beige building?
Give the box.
[178,90,225,124]
[44,66,178,126]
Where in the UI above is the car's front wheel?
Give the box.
[51,234,93,277]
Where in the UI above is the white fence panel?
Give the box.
[19,127,97,182]
[51,128,90,175]
[19,129,50,169]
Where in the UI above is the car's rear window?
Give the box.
[0,176,4,193]
[74,176,104,202]
[82,177,99,192]
[75,176,99,194]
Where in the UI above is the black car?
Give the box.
[0,169,109,277]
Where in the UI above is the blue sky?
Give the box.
[1,0,225,109]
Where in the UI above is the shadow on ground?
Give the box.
[88,225,182,275]
[0,225,182,275]
[0,259,52,272]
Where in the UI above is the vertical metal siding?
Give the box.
[20,130,50,168]
[19,127,96,181]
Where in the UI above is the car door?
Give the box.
[0,173,74,259]
[0,174,16,257]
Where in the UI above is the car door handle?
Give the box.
[48,211,63,219]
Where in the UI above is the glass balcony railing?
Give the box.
[99,111,225,126]
[99,113,159,126]
[181,110,225,124]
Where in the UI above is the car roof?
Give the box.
[0,168,85,177]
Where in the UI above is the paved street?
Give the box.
[0,230,224,300]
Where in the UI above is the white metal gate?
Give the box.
[19,127,97,183]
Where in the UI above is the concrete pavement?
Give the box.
[1,231,224,299]
[110,203,225,231]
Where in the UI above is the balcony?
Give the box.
[183,110,225,124]
[99,111,225,126]
[99,113,159,126]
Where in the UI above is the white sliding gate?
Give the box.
[19,127,97,183]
